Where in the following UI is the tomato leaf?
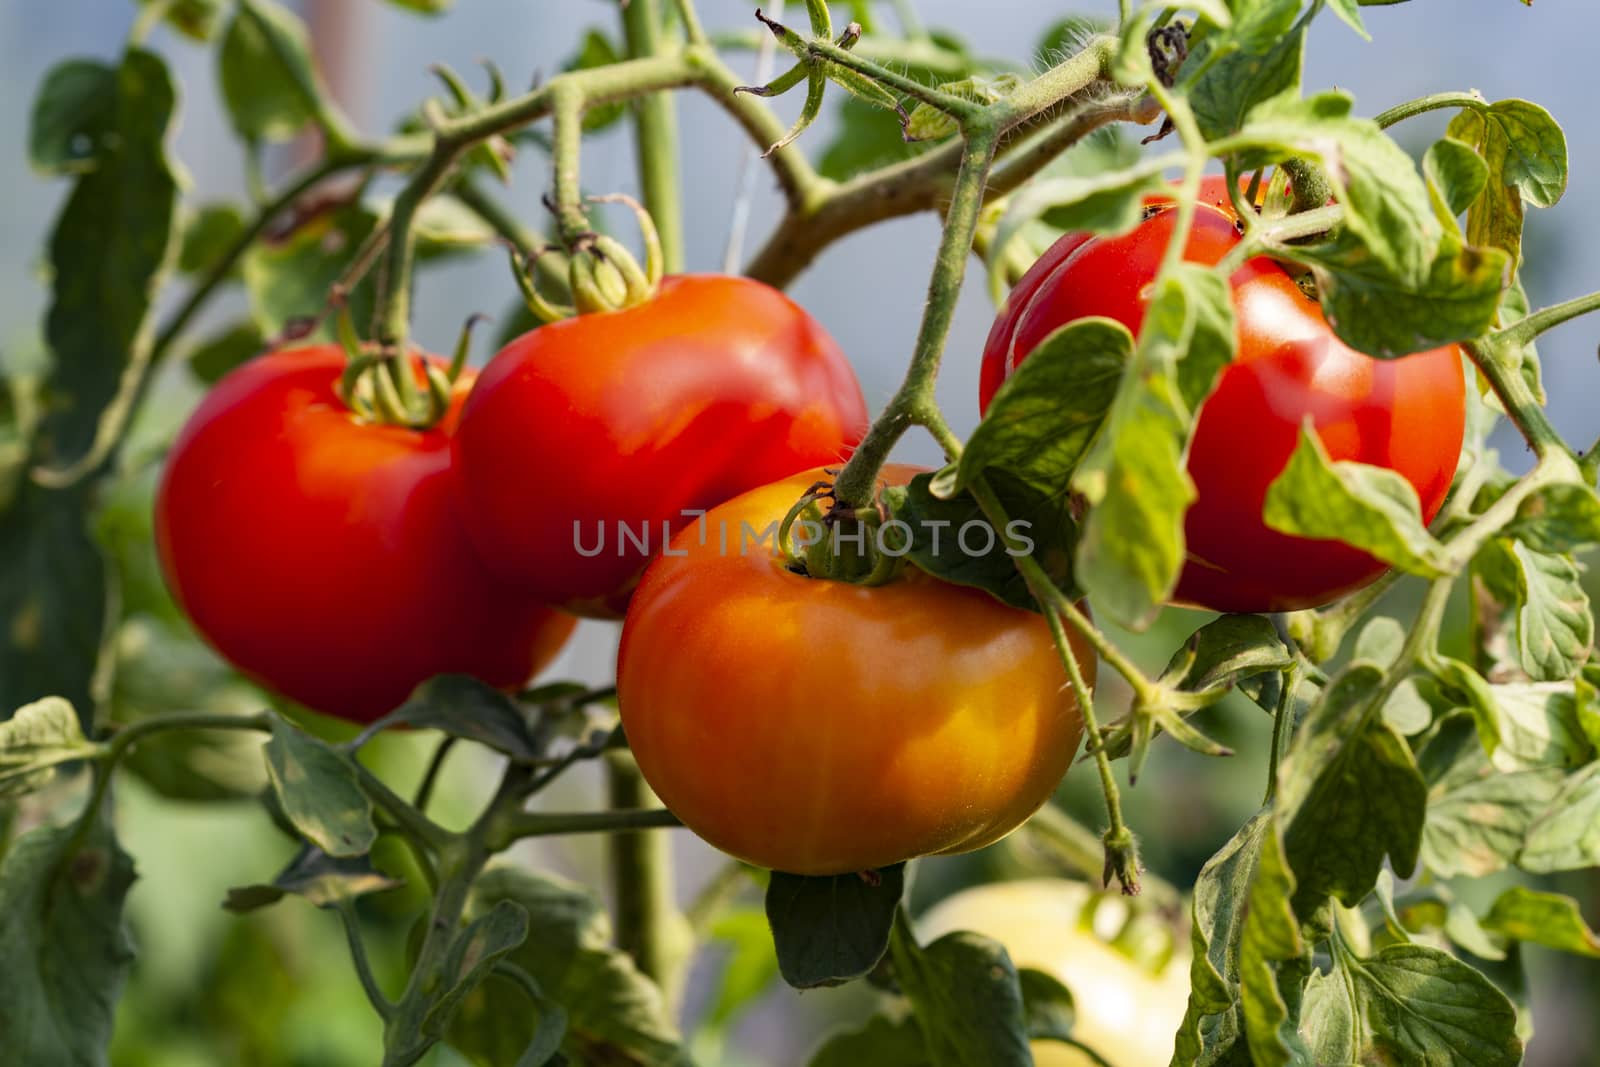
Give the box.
[219,0,348,145]
[1263,425,1451,578]
[1185,0,1306,141]
[705,907,781,1029]
[808,1013,928,1067]
[1476,538,1594,681]
[262,718,377,858]
[421,900,531,1037]
[1448,99,1567,271]
[186,320,265,384]
[1172,810,1310,1067]
[0,695,96,798]
[448,868,690,1067]
[1481,886,1600,958]
[766,865,905,989]
[1275,663,1426,910]
[243,202,379,339]
[178,202,249,277]
[1519,763,1600,873]
[959,317,1132,499]
[1502,478,1600,556]
[1416,714,1563,879]
[886,470,1078,612]
[1277,229,1510,358]
[1017,968,1076,1042]
[1162,614,1293,697]
[1072,267,1234,630]
[0,482,111,727]
[1301,940,1521,1066]
[35,48,180,470]
[364,675,545,762]
[1236,90,1437,284]
[1236,816,1310,1067]
[223,844,403,913]
[889,928,1032,1067]
[383,0,455,13]
[0,803,136,1065]
[1424,137,1490,220]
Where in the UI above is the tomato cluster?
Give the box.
[156,275,866,722]
[981,177,1467,612]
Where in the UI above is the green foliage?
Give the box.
[765,865,904,988]
[263,718,378,859]
[0,805,137,1066]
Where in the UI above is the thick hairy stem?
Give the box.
[830,132,997,507]
[605,753,686,1005]
[1464,337,1574,461]
[622,0,686,272]
[745,76,1139,288]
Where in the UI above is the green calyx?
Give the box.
[513,193,666,323]
[778,481,907,586]
[334,308,482,429]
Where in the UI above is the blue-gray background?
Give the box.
[3,2,1597,1065]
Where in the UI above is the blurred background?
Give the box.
[3,1,1598,1064]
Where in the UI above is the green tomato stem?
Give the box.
[338,900,397,1020]
[622,0,687,274]
[488,804,683,848]
[1373,90,1487,130]
[1264,661,1300,804]
[604,753,689,1008]
[670,0,710,46]
[1463,337,1573,462]
[830,131,998,508]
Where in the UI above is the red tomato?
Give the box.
[980,178,1466,613]
[617,466,1092,875]
[155,346,575,722]
[452,275,869,616]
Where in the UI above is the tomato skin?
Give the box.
[154,346,575,722]
[616,466,1092,876]
[452,275,870,616]
[979,180,1466,613]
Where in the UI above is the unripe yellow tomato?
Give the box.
[919,878,1191,1067]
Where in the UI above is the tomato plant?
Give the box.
[155,345,575,721]
[981,176,1468,612]
[5,1,1600,1065]
[617,466,1092,875]
[453,274,869,615]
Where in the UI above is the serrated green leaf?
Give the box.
[1417,712,1563,878]
[1484,682,1592,772]
[1311,939,1522,1066]
[989,160,1173,279]
[1424,137,1490,220]
[1449,99,1567,270]
[886,470,1077,611]
[223,844,402,913]
[960,317,1132,495]
[1482,886,1600,958]
[0,805,136,1065]
[1073,267,1234,630]
[219,0,331,143]
[1476,537,1593,681]
[766,865,904,989]
[1263,425,1450,577]
[890,927,1032,1067]
[0,696,95,798]
[365,675,544,762]
[1520,763,1600,872]
[1162,614,1292,696]
[262,718,377,858]
[422,901,531,1038]
[449,868,690,1067]
[1186,0,1305,141]
[1238,817,1309,1067]
[1238,90,1437,284]
[1277,663,1425,909]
